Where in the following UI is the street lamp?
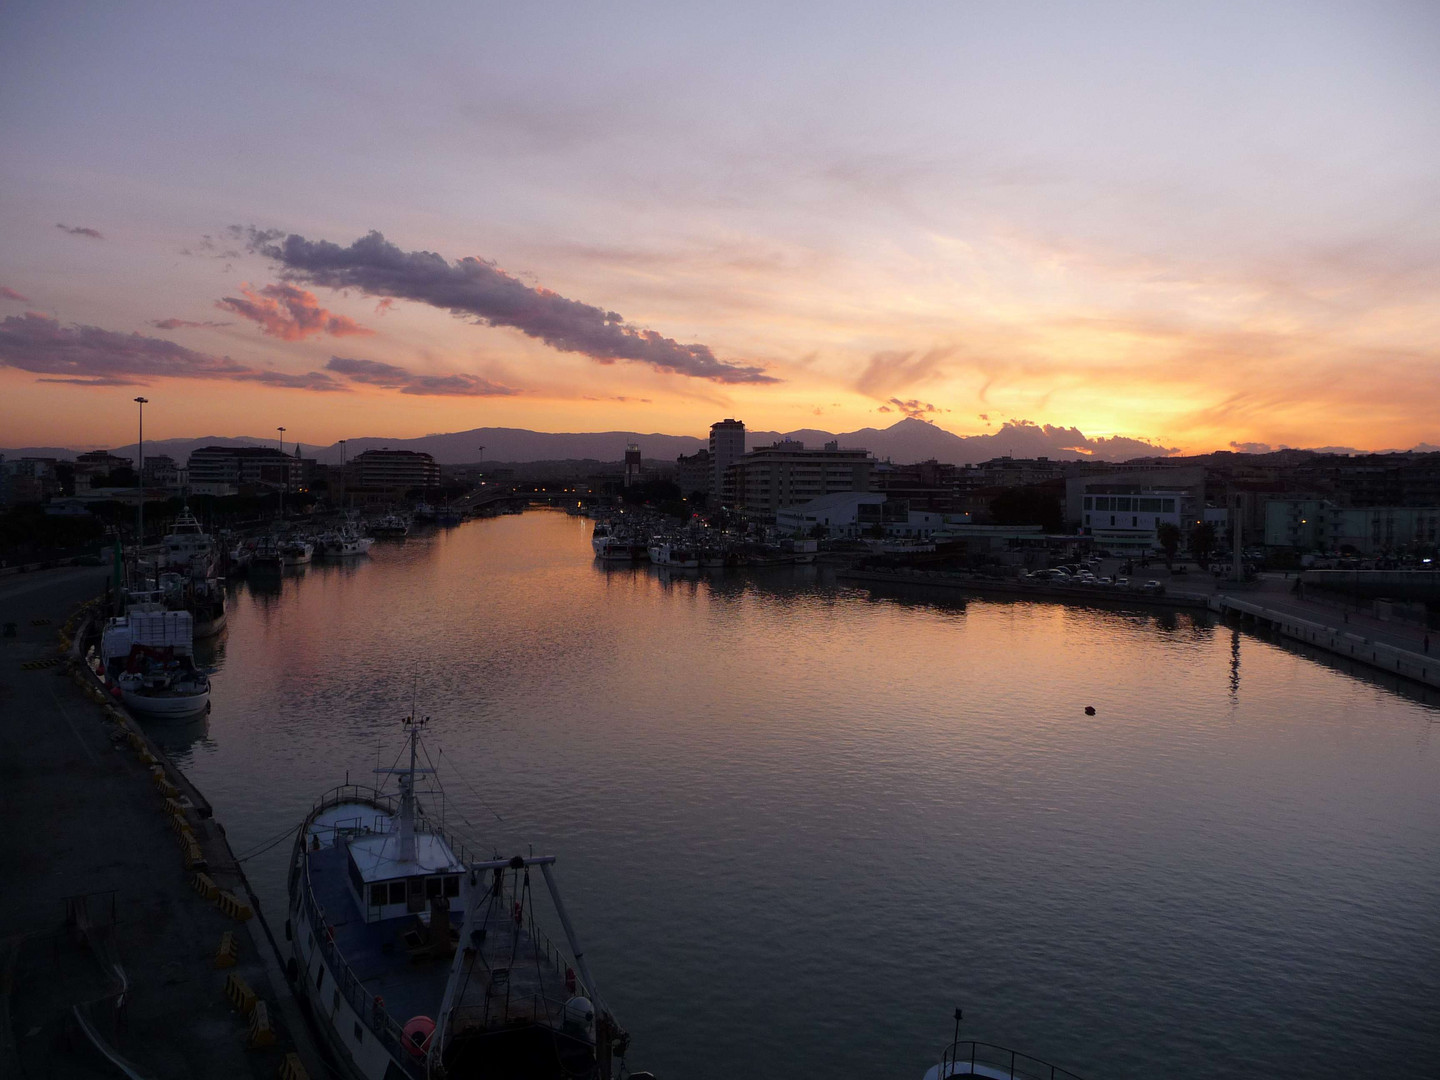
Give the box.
[134,396,148,550]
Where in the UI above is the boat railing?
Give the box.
[304,783,479,887]
[295,851,425,1080]
[936,1040,1087,1080]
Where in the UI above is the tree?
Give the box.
[1156,522,1181,568]
[1189,521,1217,567]
[989,485,1064,533]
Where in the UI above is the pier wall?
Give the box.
[1209,595,1440,689]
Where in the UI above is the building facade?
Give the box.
[726,440,873,518]
[708,419,746,503]
[349,448,440,493]
[186,445,301,496]
[675,449,710,498]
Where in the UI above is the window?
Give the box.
[333,989,341,1012]
[1117,497,1133,511]
[1132,517,1138,527]
[444,876,461,898]
[425,877,443,899]
[1083,496,1093,509]
[389,881,406,905]
[354,1022,364,1043]
[316,966,325,990]
[370,883,388,907]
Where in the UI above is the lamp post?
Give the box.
[134,396,148,551]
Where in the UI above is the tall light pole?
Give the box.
[277,426,287,517]
[134,396,148,552]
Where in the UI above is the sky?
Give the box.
[2,1,1438,454]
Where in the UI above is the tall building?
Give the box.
[675,448,710,498]
[726,439,873,518]
[350,448,440,492]
[709,419,746,503]
[623,443,643,488]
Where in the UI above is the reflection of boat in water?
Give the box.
[592,534,645,562]
[287,720,631,1080]
[100,607,210,718]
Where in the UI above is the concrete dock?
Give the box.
[0,568,322,1080]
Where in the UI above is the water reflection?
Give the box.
[183,512,1440,1080]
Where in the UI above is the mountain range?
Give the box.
[5,418,1430,469]
[5,419,1182,468]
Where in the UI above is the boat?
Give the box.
[159,506,218,577]
[281,538,314,566]
[318,526,375,558]
[923,1012,1086,1080]
[251,535,284,570]
[99,607,210,717]
[287,720,631,1080]
[413,501,438,525]
[372,514,411,539]
[647,542,699,569]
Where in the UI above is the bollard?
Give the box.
[216,890,255,922]
[278,1052,311,1080]
[214,930,239,969]
[223,971,257,1015]
[247,1001,276,1048]
[191,871,219,900]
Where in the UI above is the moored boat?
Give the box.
[100,607,210,717]
[287,721,631,1080]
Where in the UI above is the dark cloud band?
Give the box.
[247,229,778,384]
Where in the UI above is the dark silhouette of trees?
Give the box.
[989,486,1064,533]
[1190,521,1217,566]
[1156,521,1181,568]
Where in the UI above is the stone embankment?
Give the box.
[0,567,324,1080]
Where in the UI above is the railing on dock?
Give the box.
[936,1040,1087,1080]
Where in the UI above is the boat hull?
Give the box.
[120,687,209,717]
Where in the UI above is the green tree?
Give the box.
[1156,521,1181,568]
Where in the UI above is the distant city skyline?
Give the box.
[3,3,1437,452]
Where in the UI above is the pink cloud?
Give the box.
[151,318,231,330]
[1,287,30,303]
[216,282,373,341]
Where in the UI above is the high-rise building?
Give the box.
[726,439,874,518]
[709,419,746,503]
[623,443,643,488]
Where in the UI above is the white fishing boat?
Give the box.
[647,542,699,569]
[372,514,410,539]
[923,1012,1086,1080]
[158,506,217,576]
[99,607,210,717]
[318,525,375,558]
[286,721,631,1080]
[281,538,314,566]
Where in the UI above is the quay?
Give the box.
[836,567,1213,610]
[0,567,325,1080]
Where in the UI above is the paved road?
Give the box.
[0,568,300,1080]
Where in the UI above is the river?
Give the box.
[158,510,1440,1079]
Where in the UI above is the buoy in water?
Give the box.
[1084,706,1096,716]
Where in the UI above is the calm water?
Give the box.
[163,512,1440,1079]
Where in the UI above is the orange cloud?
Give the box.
[216,282,373,341]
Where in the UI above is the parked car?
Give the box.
[1141,579,1165,594]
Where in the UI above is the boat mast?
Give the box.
[374,717,433,865]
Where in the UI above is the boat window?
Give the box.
[316,966,325,990]
[388,881,406,905]
[444,876,460,898]
[354,1022,364,1043]
[370,883,388,907]
[425,877,443,899]
[333,990,341,1012]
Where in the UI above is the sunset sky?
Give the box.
[2,2,1437,453]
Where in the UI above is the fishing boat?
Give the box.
[281,538,315,566]
[318,525,375,558]
[923,1011,1086,1080]
[287,720,630,1080]
[647,542,699,569]
[372,514,411,539]
[158,506,218,577]
[99,607,210,717]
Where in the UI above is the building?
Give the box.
[776,491,969,539]
[73,450,133,490]
[0,456,61,506]
[1265,499,1440,554]
[350,448,440,493]
[675,448,710,498]
[623,443,643,488]
[872,458,960,513]
[186,445,301,496]
[726,439,873,519]
[141,454,182,489]
[1075,489,1190,552]
[708,419,746,502]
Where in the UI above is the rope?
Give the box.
[235,823,301,862]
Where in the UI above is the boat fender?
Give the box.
[402,1016,435,1057]
[512,901,523,925]
[284,918,292,941]
[562,997,596,1042]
